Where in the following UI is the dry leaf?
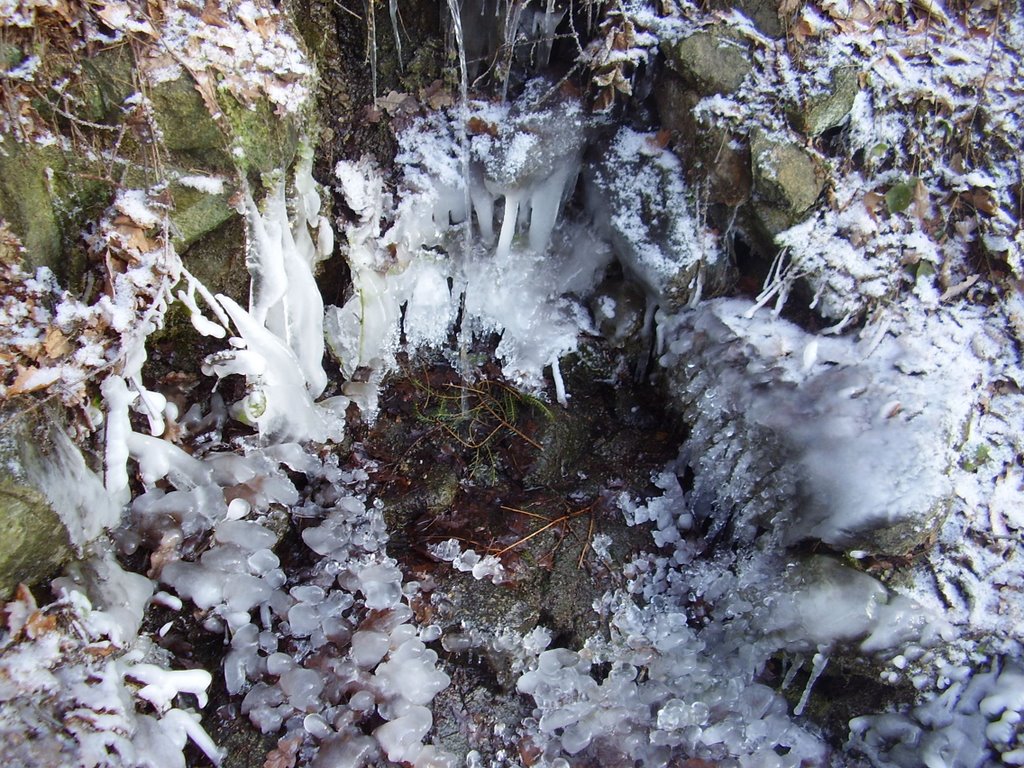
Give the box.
[264,736,302,768]
[375,90,417,116]
[96,1,132,29]
[239,12,262,37]
[863,190,885,219]
[44,328,73,359]
[8,365,60,395]
[647,129,672,150]
[85,642,119,658]
[200,0,230,28]
[467,116,499,137]
[964,188,999,215]
[254,15,275,39]
[112,219,156,252]
[193,71,223,120]
[791,17,819,44]
[25,611,57,639]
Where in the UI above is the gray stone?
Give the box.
[661,25,753,96]
[659,299,973,556]
[750,130,824,234]
[793,67,861,137]
[702,0,789,38]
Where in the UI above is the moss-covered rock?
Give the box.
[167,180,235,250]
[0,410,74,599]
[792,66,862,137]
[655,69,753,207]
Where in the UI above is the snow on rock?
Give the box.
[658,298,987,555]
[585,126,733,312]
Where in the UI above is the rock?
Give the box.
[661,25,753,96]
[168,179,235,250]
[658,299,979,556]
[0,5,313,285]
[750,130,824,234]
[655,70,752,206]
[792,67,861,137]
[701,0,789,37]
[585,127,735,310]
[0,411,74,598]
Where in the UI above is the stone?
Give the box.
[658,299,976,557]
[750,130,824,234]
[0,411,74,599]
[702,0,789,38]
[661,25,753,96]
[655,70,752,206]
[585,127,735,311]
[792,67,861,137]
[168,180,235,250]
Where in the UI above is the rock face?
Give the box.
[655,70,752,206]
[0,0,313,286]
[792,66,861,137]
[659,299,981,556]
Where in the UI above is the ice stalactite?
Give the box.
[329,85,604,407]
[196,152,343,443]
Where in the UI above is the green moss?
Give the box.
[0,135,65,272]
[149,75,233,170]
[0,481,72,600]
[219,91,302,178]
[168,181,235,250]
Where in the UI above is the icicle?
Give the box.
[794,652,829,716]
[389,0,403,71]
[242,185,287,326]
[534,0,564,71]
[500,0,525,104]
[446,0,472,254]
[782,654,804,690]
[102,374,133,507]
[551,358,567,406]
[526,163,573,253]
[366,0,378,100]
[496,193,521,260]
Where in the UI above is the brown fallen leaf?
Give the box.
[25,611,57,639]
[467,116,498,137]
[193,71,223,120]
[263,735,302,768]
[44,327,73,359]
[8,364,60,395]
[963,188,999,216]
[200,0,230,28]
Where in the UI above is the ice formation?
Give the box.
[5,1,1023,766]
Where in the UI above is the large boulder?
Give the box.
[750,130,825,235]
